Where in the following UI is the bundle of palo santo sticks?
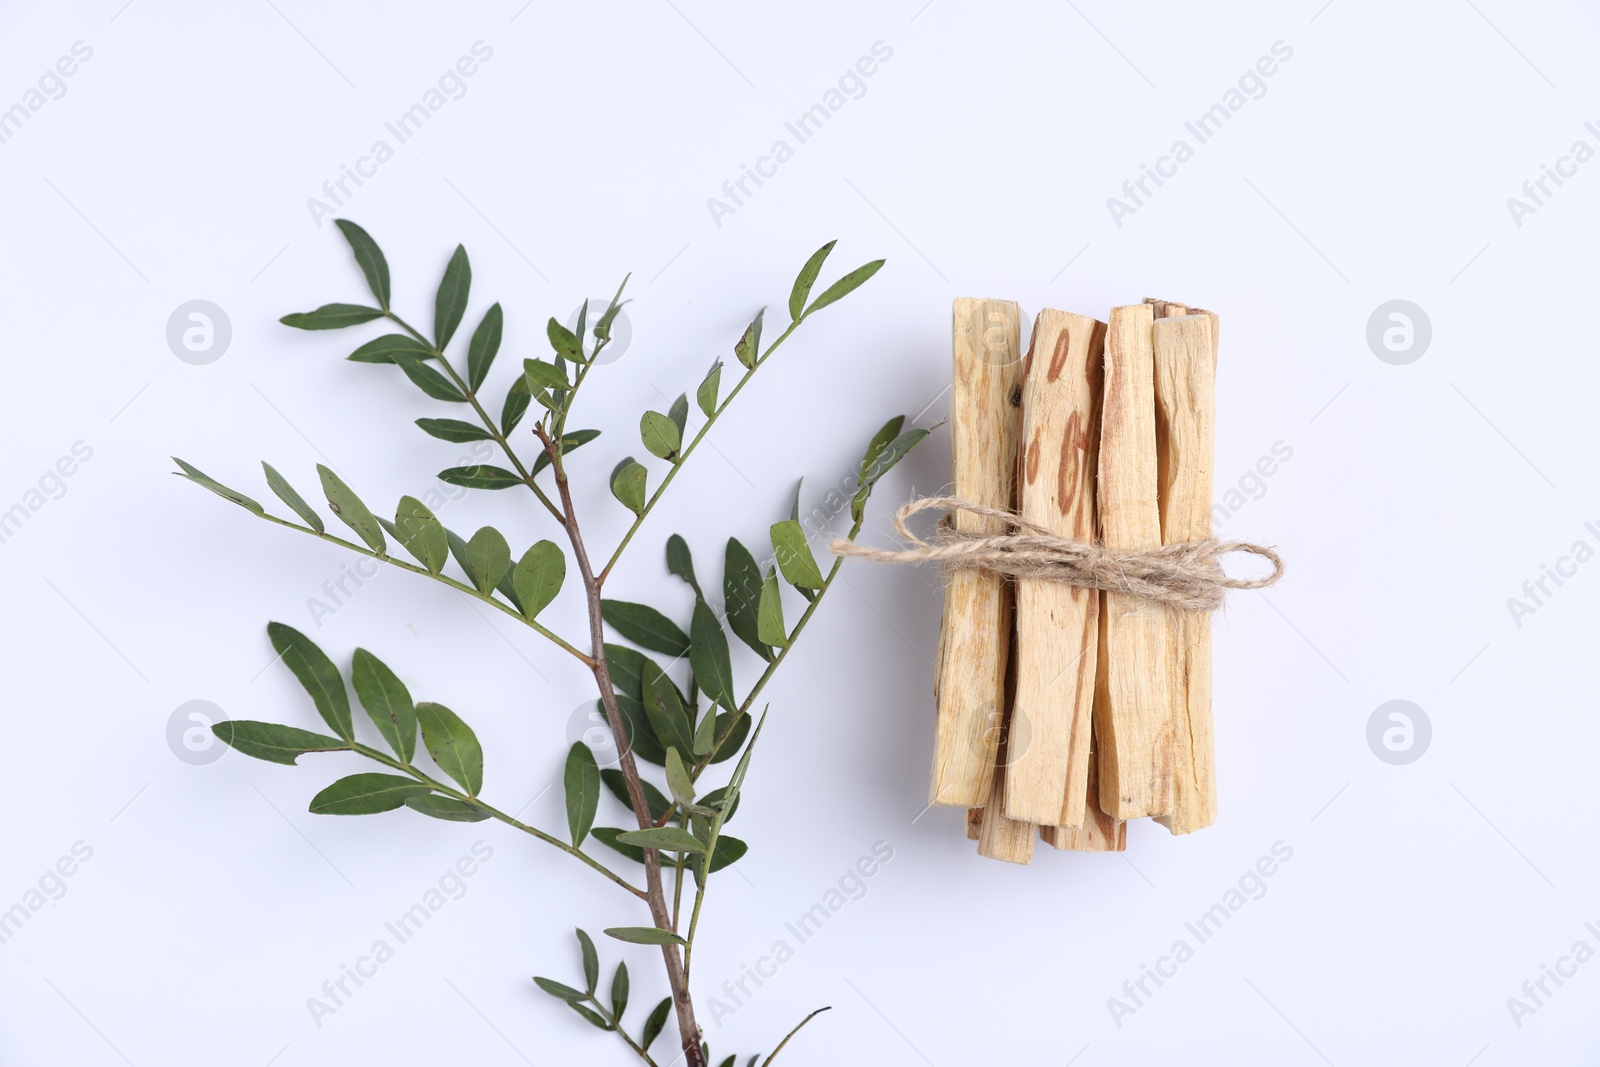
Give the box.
[933,297,1219,863]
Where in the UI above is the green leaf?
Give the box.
[609,459,648,515]
[434,245,471,349]
[689,600,736,712]
[614,828,705,854]
[723,539,770,661]
[501,377,532,435]
[405,794,489,822]
[316,464,385,553]
[466,303,503,392]
[853,426,931,521]
[600,769,671,821]
[708,710,749,765]
[415,417,493,443]
[309,773,430,815]
[564,742,600,847]
[592,827,648,865]
[522,358,567,391]
[857,415,905,484]
[334,219,390,310]
[534,976,587,1002]
[173,458,263,514]
[789,241,836,321]
[547,317,583,363]
[789,478,803,523]
[641,663,694,756]
[693,835,749,886]
[569,1002,612,1030]
[351,648,416,762]
[639,411,681,461]
[531,428,601,476]
[417,701,482,795]
[605,925,686,946]
[770,520,825,590]
[595,275,630,341]
[757,569,789,647]
[697,360,722,417]
[734,308,764,369]
[462,526,512,593]
[665,534,699,596]
[280,303,383,330]
[394,354,467,402]
[611,962,629,1021]
[393,496,447,573]
[724,709,767,800]
[512,540,565,618]
[266,622,353,738]
[261,462,323,532]
[616,695,666,766]
[642,998,672,1051]
[438,465,523,491]
[348,334,433,364]
[804,258,885,317]
[576,928,599,994]
[211,720,347,765]
[602,600,690,656]
[665,746,696,808]
[692,702,717,756]
[604,644,651,702]
[667,394,689,439]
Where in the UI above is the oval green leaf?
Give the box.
[770,520,825,589]
[211,720,347,765]
[267,622,353,738]
[438,465,523,491]
[512,540,565,619]
[351,648,416,762]
[417,701,482,795]
[434,244,471,349]
[722,538,770,661]
[394,496,448,573]
[334,219,390,309]
[466,303,503,392]
[601,600,690,656]
[416,417,493,443]
[280,303,383,330]
[609,459,648,515]
[262,462,323,533]
[639,411,680,461]
[405,794,490,822]
[462,526,512,593]
[564,742,600,847]
[613,828,705,854]
[788,241,835,322]
[309,773,430,815]
[317,464,386,553]
[689,599,736,712]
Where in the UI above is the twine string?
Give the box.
[829,496,1283,612]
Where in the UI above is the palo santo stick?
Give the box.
[965,807,984,841]
[1004,309,1105,827]
[1094,303,1173,820]
[977,712,1035,864]
[930,299,1024,808]
[1041,736,1126,852]
[1152,312,1218,835]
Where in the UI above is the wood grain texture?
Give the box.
[1004,309,1105,827]
[976,720,1035,864]
[1040,736,1126,852]
[1151,312,1217,835]
[1094,303,1174,820]
[965,807,984,841]
[931,299,1024,807]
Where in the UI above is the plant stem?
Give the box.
[384,310,565,522]
[598,318,803,583]
[761,1007,832,1066]
[586,993,658,1067]
[536,426,707,1067]
[253,512,592,665]
[349,743,644,897]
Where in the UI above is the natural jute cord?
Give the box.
[830,496,1283,612]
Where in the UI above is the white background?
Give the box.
[2,1,1597,1064]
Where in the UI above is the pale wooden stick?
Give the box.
[1094,303,1173,820]
[976,711,1035,864]
[1152,312,1217,835]
[931,299,1024,808]
[1005,309,1104,827]
[1041,735,1126,851]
